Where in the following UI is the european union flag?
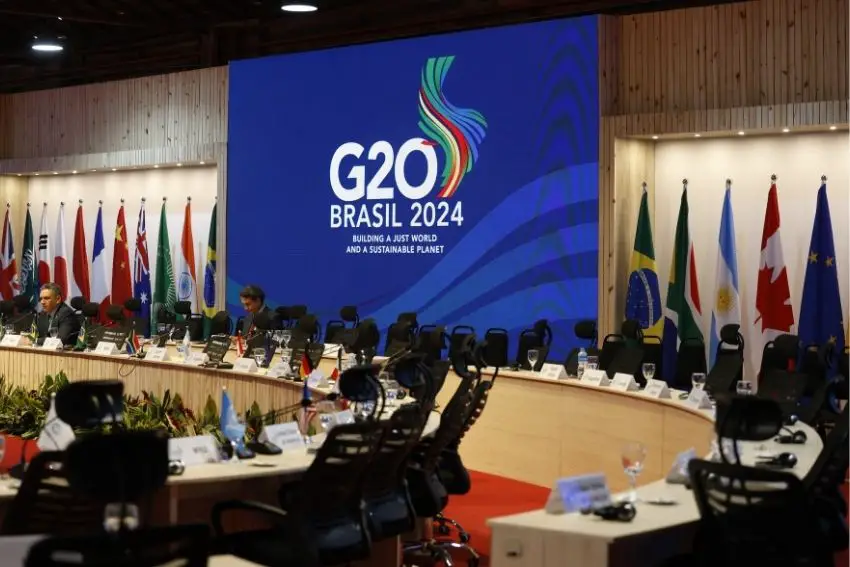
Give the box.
[798,179,845,367]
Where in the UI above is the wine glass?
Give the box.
[281,330,292,349]
[621,442,647,503]
[691,372,706,391]
[3,324,13,336]
[642,362,655,382]
[252,348,266,368]
[586,355,599,370]
[272,330,284,349]
[527,349,540,371]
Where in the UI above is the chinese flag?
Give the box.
[111,205,133,313]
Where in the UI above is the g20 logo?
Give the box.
[328,55,487,230]
[329,139,463,229]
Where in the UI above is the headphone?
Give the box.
[775,427,808,444]
[580,501,636,522]
[756,452,798,469]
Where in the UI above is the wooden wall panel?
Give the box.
[597,0,848,340]
[0,176,29,253]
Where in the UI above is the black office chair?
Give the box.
[294,314,321,342]
[325,305,358,344]
[69,296,86,313]
[349,318,381,363]
[706,324,744,395]
[448,325,475,363]
[604,320,645,382]
[209,310,233,336]
[385,320,415,357]
[515,327,547,371]
[397,312,418,334]
[673,337,706,390]
[759,334,799,380]
[482,328,509,369]
[415,325,447,361]
[565,320,599,376]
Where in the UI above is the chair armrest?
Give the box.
[211,499,288,536]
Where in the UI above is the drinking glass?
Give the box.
[691,372,706,391]
[621,442,647,503]
[586,356,599,370]
[642,362,655,381]
[526,349,540,371]
[103,503,140,533]
[281,330,292,349]
[3,325,13,336]
[736,380,754,396]
[252,348,266,368]
[272,330,284,348]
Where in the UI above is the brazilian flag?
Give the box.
[625,187,663,338]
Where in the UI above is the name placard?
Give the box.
[665,447,696,484]
[540,363,568,380]
[146,347,170,362]
[233,358,259,373]
[581,369,609,387]
[266,362,290,379]
[95,342,120,356]
[168,435,221,466]
[184,352,208,366]
[259,422,305,452]
[545,473,612,515]
[333,410,356,425]
[686,388,713,409]
[323,344,342,357]
[41,337,63,351]
[644,379,671,399]
[0,334,22,347]
[307,370,329,389]
[610,372,639,392]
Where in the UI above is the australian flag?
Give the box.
[798,179,845,372]
[133,202,152,336]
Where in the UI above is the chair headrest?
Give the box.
[81,302,100,318]
[124,297,142,313]
[337,364,380,402]
[296,314,319,335]
[69,296,86,311]
[174,301,191,316]
[106,304,126,322]
[397,312,417,326]
[0,300,14,316]
[772,334,799,357]
[253,310,274,331]
[574,320,597,341]
[55,380,125,428]
[720,324,742,345]
[340,305,358,322]
[352,318,380,351]
[212,310,230,323]
[621,319,642,339]
[12,295,30,311]
[289,305,308,320]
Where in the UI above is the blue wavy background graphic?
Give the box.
[226,17,599,359]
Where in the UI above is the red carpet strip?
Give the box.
[441,472,849,567]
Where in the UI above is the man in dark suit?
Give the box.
[236,285,271,338]
[37,283,81,346]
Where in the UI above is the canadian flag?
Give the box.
[53,203,70,301]
[753,181,794,372]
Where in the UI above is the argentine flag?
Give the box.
[709,183,741,368]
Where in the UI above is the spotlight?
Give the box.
[176,163,183,167]
[72,170,78,174]
[651,135,659,140]
[52,172,58,175]
[111,168,117,172]
[153,165,159,168]
[281,3,318,12]
[829,125,837,130]
[782,128,790,133]
[737,131,745,136]
[694,134,701,138]
[199,161,206,165]
[31,35,64,52]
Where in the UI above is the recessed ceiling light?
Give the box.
[31,36,63,52]
[52,172,58,175]
[737,131,745,136]
[199,161,205,165]
[34,173,39,176]
[176,163,183,167]
[111,168,117,171]
[16,174,21,177]
[694,134,701,138]
[91,169,97,172]
[782,128,790,133]
[72,170,77,174]
[153,165,159,168]
[651,135,659,140]
[829,125,837,130]
[281,3,318,12]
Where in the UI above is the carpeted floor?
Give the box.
[441,471,850,567]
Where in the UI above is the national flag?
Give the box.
[37,204,51,293]
[0,205,20,300]
[20,206,37,309]
[798,179,845,365]
[235,331,245,357]
[37,394,75,451]
[53,203,69,301]
[91,205,111,322]
[625,184,663,338]
[662,183,704,383]
[330,367,340,382]
[202,202,217,337]
[153,200,176,329]
[753,179,795,373]
[709,183,741,369]
[70,202,90,302]
[299,351,312,379]
[176,199,199,315]
[74,323,87,351]
[133,200,152,334]
[111,204,132,312]
[220,388,246,448]
[126,329,141,355]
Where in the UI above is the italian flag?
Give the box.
[662,184,704,383]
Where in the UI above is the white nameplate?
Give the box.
[184,352,208,366]
[146,347,170,362]
[95,342,120,356]
[307,369,329,389]
[41,337,63,350]
[644,379,671,399]
[686,388,713,409]
[0,334,22,347]
[610,372,639,392]
[233,358,259,373]
[168,435,221,466]
[333,410,356,425]
[259,422,305,452]
[323,344,342,357]
[545,473,612,515]
[266,362,290,378]
[540,363,568,380]
[581,369,609,387]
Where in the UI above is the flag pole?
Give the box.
[821,174,827,183]
[726,179,732,189]
[682,178,688,190]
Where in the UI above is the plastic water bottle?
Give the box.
[577,348,588,378]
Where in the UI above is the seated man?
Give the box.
[37,283,81,346]
[236,285,271,338]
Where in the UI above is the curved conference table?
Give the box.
[0,343,825,567]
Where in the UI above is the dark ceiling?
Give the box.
[0,0,734,94]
